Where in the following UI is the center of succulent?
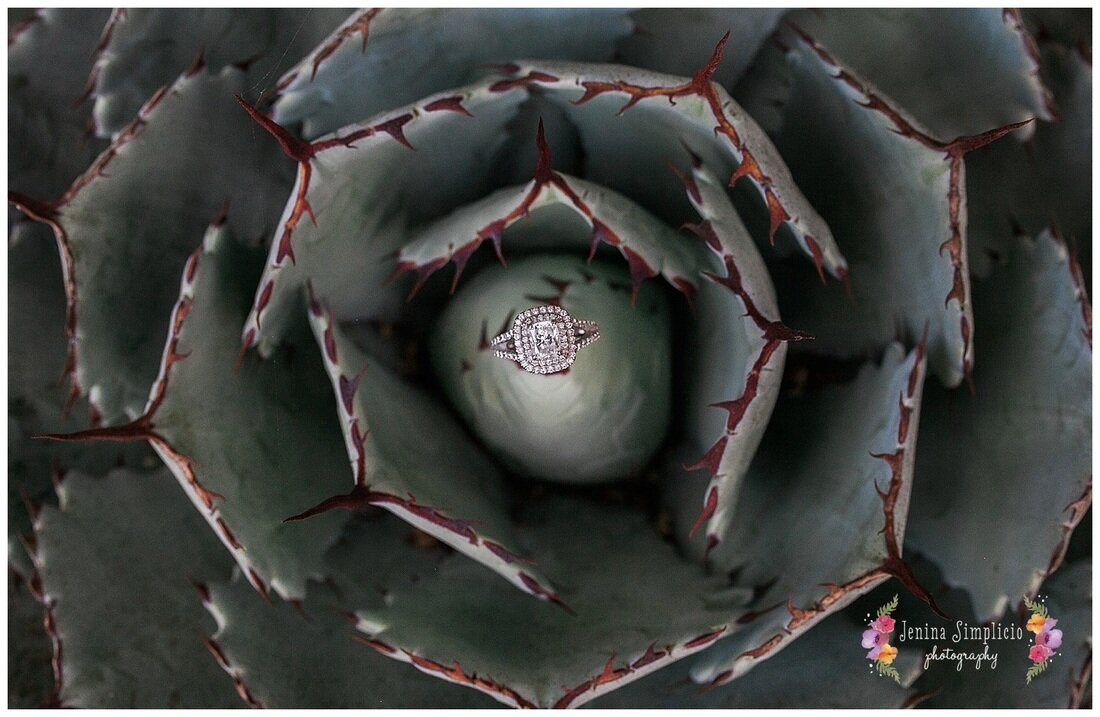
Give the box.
[429,253,673,484]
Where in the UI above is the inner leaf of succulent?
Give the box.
[430,254,671,484]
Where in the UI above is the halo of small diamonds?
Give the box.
[488,305,600,374]
[514,305,578,374]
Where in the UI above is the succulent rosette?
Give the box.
[9,7,1092,709]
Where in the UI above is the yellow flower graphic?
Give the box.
[1027,613,1047,634]
[878,644,898,665]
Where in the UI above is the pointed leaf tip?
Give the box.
[533,117,554,183]
[947,118,1035,155]
[283,486,371,523]
[234,94,312,161]
[695,30,732,83]
[9,191,59,222]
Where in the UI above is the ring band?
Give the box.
[490,306,600,374]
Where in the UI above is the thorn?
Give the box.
[947,118,1034,155]
[881,556,949,620]
[668,160,702,204]
[74,65,101,108]
[533,118,554,183]
[17,485,41,523]
[693,30,732,84]
[184,46,206,77]
[61,383,80,419]
[688,485,719,540]
[384,259,416,287]
[424,96,473,117]
[284,485,371,522]
[375,115,415,150]
[234,95,313,162]
[679,139,703,168]
[620,246,657,307]
[703,534,719,562]
[489,231,507,267]
[288,599,311,621]
[188,576,211,603]
[236,329,255,372]
[36,419,152,444]
[9,191,59,223]
[212,199,231,228]
[338,366,368,415]
[764,322,814,343]
[672,277,697,311]
[804,236,827,283]
[700,670,733,693]
[405,258,446,302]
[838,267,854,304]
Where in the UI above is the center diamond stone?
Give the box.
[527,320,561,358]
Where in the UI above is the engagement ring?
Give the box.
[490,306,600,374]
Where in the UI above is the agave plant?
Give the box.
[9,7,1092,709]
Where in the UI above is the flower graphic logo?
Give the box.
[864,594,901,683]
[1023,595,1062,684]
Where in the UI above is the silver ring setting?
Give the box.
[490,306,600,374]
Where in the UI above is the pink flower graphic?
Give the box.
[872,614,896,634]
[1029,644,1053,663]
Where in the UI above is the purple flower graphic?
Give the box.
[1036,625,1063,650]
[862,628,887,659]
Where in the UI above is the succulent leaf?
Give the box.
[686,344,929,687]
[6,7,1092,709]
[784,9,1053,140]
[748,33,1010,387]
[47,222,354,599]
[8,577,55,708]
[501,60,845,277]
[907,230,1092,622]
[594,600,915,708]
[296,294,561,601]
[29,468,238,708]
[343,497,737,708]
[201,523,498,708]
[240,81,530,356]
[396,166,711,299]
[8,226,152,561]
[617,9,787,90]
[9,9,108,203]
[672,162,795,554]
[272,8,633,138]
[10,67,294,423]
[430,255,672,483]
[966,44,1091,277]
[85,8,351,137]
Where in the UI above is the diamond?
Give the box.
[527,320,561,358]
[512,306,578,374]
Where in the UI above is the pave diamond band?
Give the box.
[490,306,600,374]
